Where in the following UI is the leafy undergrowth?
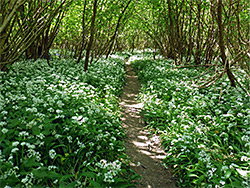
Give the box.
[0,57,136,187]
[115,49,161,60]
[132,57,250,187]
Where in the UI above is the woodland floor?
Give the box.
[119,60,177,188]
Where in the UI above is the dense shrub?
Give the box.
[132,58,250,187]
[0,58,134,187]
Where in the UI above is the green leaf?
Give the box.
[32,126,41,135]
[225,170,232,179]
[115,182,136,188]
[188,173,199,178]
[33,170,48,178]
[129,174,141,180]
[59,181,77,188]
[197,175,205,184]
[81,172,96,178]
[89,180,101,188]
[23,157,41,168]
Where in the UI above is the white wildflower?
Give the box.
[49,149,56,159]
[11,148,19,153]
[67,136,72,143]
[12,142,19,147]
[2,128,8,134]
[56,100,64,108]
[48,166,58,171]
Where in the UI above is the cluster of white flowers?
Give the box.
[206,167,217,180]
[96,159,122,183]
[19,131,29,137]
[26,120,37,129]
[96,133,104,141]
[21,173,34,187]
[86,151,93,157]
[2,128,8,134]
[241,135,250,148]
[0,149,6,163]
[49,149,57,159]
[198,150,211,165]
[26,149,41,161]
[1,166,20,180]
[26,107,38,113]
[67,136,73,143]
[76,138,85,148]
[48,165,58,171]
[0,57,128,186]
[89,142,94,147]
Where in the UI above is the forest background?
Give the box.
[1,0,250,90]
[1,0,250,187]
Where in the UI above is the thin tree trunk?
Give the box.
[106,0,132,58]
[217,0,236,87]
[167,0,176,62]
[84,0,98,71]
[195,0,201,64]
[77,0,87,64]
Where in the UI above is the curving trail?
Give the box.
[119,60,177,188]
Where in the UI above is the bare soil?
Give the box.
[119,60,177,188]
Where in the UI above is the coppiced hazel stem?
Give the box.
[77,0,87,64]
[84,0,98,71]
[0,0,26,33]
[217,0,236,87]
[106,0,132,58]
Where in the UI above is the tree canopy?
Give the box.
[1,0,250,90]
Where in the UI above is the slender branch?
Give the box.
[0,0,26,33]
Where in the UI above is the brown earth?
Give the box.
[119,60,177,188]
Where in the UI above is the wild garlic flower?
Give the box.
[49,149,56,159]
[21,173,34,186]
[67,136,72,143]
[0,121,7,127]
[48,166,58,171]
[11,148,19,153]
[56,109,63,114]
[56,100,64,108]
[1,111,8,115]
[77,140,85,148]
[2,128,8,134]
[36,133,45,140]
[104,171,115,183]
[19,131,29,137]
[12,142,19,147]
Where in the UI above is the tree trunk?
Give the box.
[194,0,201,65]
[106,0,132,58]
[84,0,98,71]
[167,0,176,62]
[77,0,87,64]
[217,0,236,87]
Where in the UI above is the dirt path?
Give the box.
[119,60,177,188]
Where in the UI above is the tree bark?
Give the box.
[106,0,132,58]
[167,0,176,62]
[77,0,87,64]
[84,0,98,71]
[217,0,236,87]
[0,0,69,71]
[194,0,201,64]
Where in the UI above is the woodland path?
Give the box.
[119,59,177,188]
